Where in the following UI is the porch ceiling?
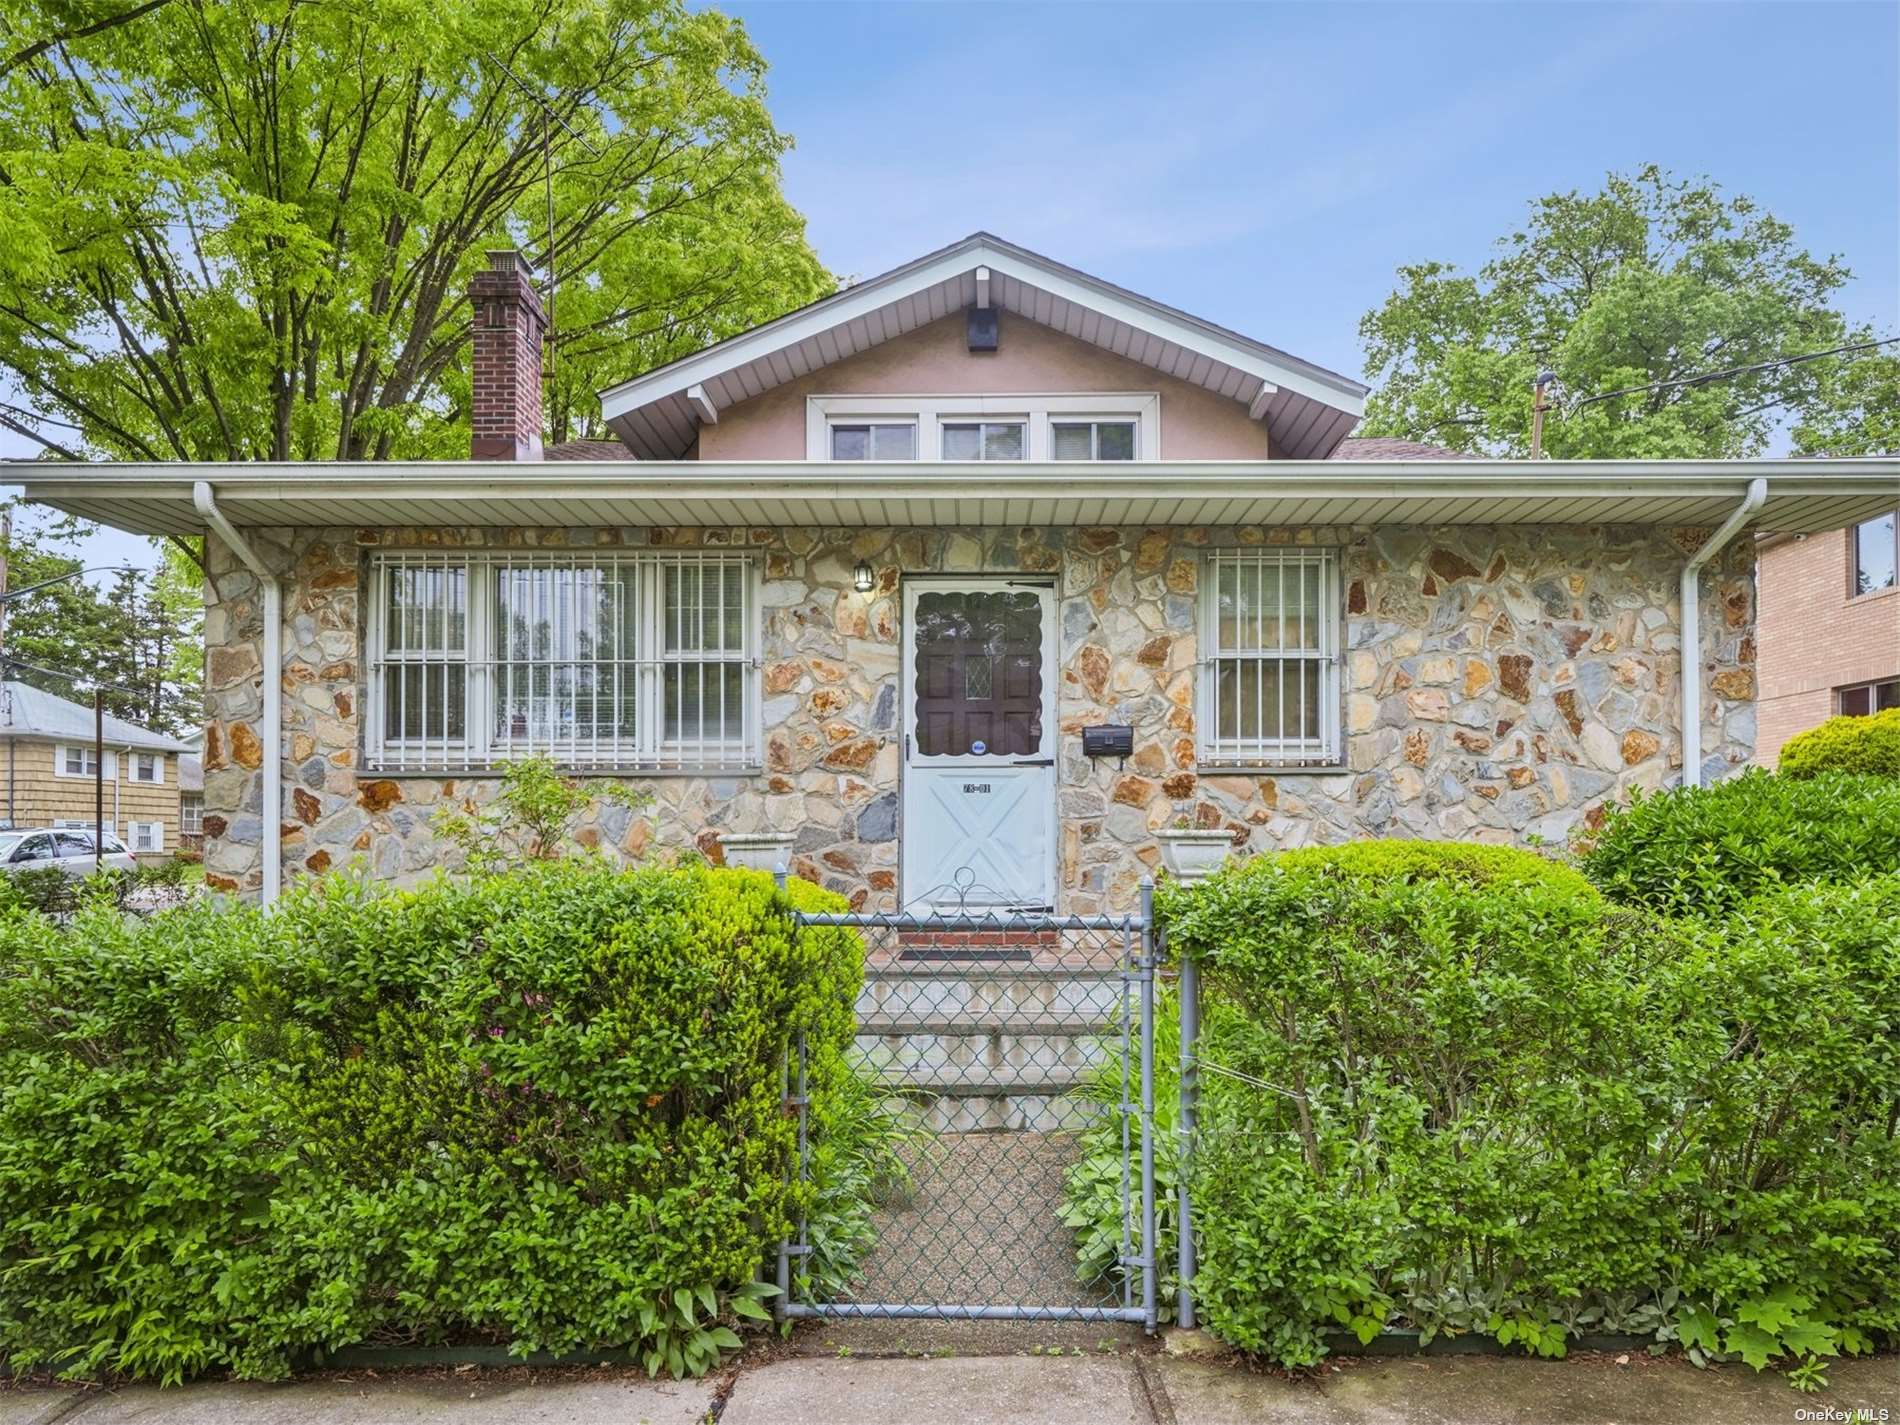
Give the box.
[13,458,1897,540]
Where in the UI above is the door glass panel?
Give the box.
[912,589,1044,757]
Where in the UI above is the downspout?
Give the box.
[1681,477,1768,790]
[193,482,281,905]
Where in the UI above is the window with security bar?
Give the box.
[367,552,760,772]
[1197,548,1342,767]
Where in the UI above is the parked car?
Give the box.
[0,827,139,879]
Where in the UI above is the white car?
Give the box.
[0,827,141,879]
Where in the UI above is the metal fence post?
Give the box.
[1177,933,1200,1331]
[1138,878,1159,1332]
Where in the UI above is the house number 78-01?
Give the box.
[962,783,992,794]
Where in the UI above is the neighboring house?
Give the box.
[16,234,1897,908]
[1755,508,1900,767]
[178,732,205,852]
[0,680,191,854]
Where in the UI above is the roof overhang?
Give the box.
[596,233,1370,461]
[16,458,1896,537]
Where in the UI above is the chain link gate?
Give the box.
[776,875,1160,1330]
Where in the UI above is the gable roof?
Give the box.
[597,232,1370,461]
[0,680,192,753]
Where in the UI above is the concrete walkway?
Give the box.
[4,1349,1894,1424]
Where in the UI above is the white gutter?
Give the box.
[192,481,281,905]
[1681,476,1768,790]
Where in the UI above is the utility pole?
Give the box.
[1530,371,1556,459]
[93,686,104,874]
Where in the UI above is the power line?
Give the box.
[1565,336,1900,411]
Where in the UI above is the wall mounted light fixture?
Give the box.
[853,560,875,593]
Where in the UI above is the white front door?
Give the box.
[901,577,1058,913]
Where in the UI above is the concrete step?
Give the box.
[874,1064,1099,1097]
[857,1009,1119,1036]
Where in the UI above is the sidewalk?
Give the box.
[4,1348,1894,1425]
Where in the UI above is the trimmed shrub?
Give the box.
[1780,708,1900,780]
[0,863,879,1383]
[1068,845,1900,1383]
[1579,770,1900,915]
[1259,838,1595,895]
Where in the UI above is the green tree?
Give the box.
[0,0,830,461]
[0,504,200,734]
[1356,166,1894,458]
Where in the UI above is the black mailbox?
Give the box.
[1081,724,1134,758]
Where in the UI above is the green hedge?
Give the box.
[1579,770,1900,915]
[0,863,878,1383]
[1780,708,1900,779]
[1072,843,1900,1383]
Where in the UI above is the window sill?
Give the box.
[1196,763,1350,777]
[363,765,765,781]
[1847,584,1899,604]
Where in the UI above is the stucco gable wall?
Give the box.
[696,312,1273,461]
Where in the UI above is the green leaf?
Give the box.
[1676,1308,1721,1354]
[1724,1323,1779,1372]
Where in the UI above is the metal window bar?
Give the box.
[368,551,760,773]
[1198,548,1340,766]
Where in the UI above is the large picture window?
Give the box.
[1197,549,1341,767]
[367,552,760,772]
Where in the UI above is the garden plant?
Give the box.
[1066,805,1900,1389]
[0,861,892,1383]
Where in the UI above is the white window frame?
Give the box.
[366,551,763,774]
[938,418,1029,461]
[1850,510,1898,599]
[1838,677,1900,717]
[807,393,1160,460]
[1196,548,1344,770]
[827,421,919,461]
[128,821,164,853]
[180,794,204,837]
[129,752,162,784]
[54,745,114,779]
[1049,418,1139,461]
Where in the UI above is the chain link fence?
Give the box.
[779,892,1160,1328]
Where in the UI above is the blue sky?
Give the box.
[10,0,1898,575]
[728,0,1898,383]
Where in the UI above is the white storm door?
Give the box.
[901,577,1058,913]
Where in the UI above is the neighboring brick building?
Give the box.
[1756,509,1900,768]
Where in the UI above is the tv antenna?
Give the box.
[491,53,601,355]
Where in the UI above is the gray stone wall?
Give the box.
[201,523,1756,912]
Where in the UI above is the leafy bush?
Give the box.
[1579,770,1900,915]
[1780,708,1900,780]
[1067,844,1900,1384]
[0,862,883,1383]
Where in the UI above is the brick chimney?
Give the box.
[469,250,547,460]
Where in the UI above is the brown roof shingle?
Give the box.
[1328,437,1475,461]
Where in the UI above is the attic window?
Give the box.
[829,422,917,460]
[941,421,1025,461]
[1051,421,1136,461]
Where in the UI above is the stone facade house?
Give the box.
[21,234,1898,909]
